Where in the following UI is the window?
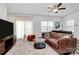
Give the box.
[48,21,54,31]
[41,21,54,32]
[41,21,47,32]
[66,20,74,32]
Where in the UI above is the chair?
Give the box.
[27,35,35,41]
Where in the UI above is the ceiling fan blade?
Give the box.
[48,10,54,12]
[54,5,56,8]
[48,6,52,9]
[58,8,66,10]
[57,3,62,7]
[48,7,53,9]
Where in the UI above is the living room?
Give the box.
[0,3,79,55]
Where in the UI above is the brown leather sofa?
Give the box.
[42,30,77,55]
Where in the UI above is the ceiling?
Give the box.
[7,3,79,17]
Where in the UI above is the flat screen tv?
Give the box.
[0,19,13,38]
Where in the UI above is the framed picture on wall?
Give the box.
[55,22,60,29]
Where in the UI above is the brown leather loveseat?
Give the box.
[42,30,77,55]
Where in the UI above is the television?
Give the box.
[0,19,13,38]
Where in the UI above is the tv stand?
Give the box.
[0,35,16,54]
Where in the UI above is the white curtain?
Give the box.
[16,20,33,39]
[25,21,33,37]
[16,20,24,39]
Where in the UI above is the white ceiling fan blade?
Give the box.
[48,9,54,12]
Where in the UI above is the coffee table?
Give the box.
[34,38,46,49]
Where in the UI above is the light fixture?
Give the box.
[48,3,66,13]
[53,9,58,13]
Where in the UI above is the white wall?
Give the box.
[0,3,7,20]
[7,14,62,37]
[0,3,15,23]
[62,12,79,39]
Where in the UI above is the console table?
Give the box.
[0,35,16,55]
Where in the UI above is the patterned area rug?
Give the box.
[6,39,58,55]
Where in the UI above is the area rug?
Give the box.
[6,39,58,55]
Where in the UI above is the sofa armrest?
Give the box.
[71,38,77,49]
[57,38,77,50]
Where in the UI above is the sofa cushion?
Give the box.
[50,32,72,39]
[47,38,58,46]
[63,34,73,37]
[59,35,72,40]
[50,32,61,39]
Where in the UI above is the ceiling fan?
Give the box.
[48,3,66,13]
